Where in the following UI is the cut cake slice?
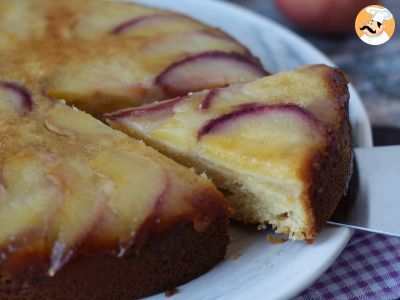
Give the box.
[106,64,353,241]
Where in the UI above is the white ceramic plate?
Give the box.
[130,0,374,299]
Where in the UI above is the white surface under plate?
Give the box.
[129,0,373,299]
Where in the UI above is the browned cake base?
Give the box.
[0,217,229,300]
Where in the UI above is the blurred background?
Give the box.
[228,0,400,145]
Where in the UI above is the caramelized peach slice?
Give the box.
[110,13,203,36]
[44,103,113,138]
[73,3,156,38]
[105,95,203,151]
[155,52,267,97]
[90,150,168,253]
[106,90,218,152]
[143,30,250,58]
[0,2,46,40]
[198,104,326,176]
[48,159,112,276]
[199,71,341,126]
[44,59,153,118]
[0,151,60,251]
[105,96,186,120]
[0,82,32,115]
[200,85,245,110]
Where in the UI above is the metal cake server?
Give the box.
[328,145,400,237]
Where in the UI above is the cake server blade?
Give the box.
[328,145,400,237]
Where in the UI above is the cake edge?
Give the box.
[299,66,353,241]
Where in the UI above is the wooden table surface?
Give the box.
[229,0,400,145]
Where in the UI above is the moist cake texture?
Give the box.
[106,64,353,241]
[0,82,230,299]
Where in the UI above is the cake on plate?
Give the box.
[106,64,353,241]
[0,0,354,298]
[0,81,230,299]
[0,0,266,117]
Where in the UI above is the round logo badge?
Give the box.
[355,5,395,46]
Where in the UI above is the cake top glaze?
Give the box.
[0,0,265,117]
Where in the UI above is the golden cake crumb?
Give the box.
[266,234,287,244]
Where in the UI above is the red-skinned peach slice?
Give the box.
[0,82,32,115]
[142,29,251,58]
[89,150,168,255]
[0,151,61,255]
[110,13,203,35]
[105,96,198,150]
[44,104,114,138]
[105,96,186,120]
[197,30,261,63]
[72,3,156,38]
[198,103,326,176]
[48,159,111,276]
[155,51,267,97]
[200,88,222,110]
[200,84,248,111]
[198,103,323,140]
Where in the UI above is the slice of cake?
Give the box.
[106,64,353,241]
[0,81,230,299]
[0,0,266,117]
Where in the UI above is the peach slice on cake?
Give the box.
[0,151,61,253]
[0,82,32,115]
[156,52,267,97]
[0,83,229,298]
[106,64,353,241]
[110,13,204,36]
[44,103,113,138]
[89,149,168,253]
[0,1,266,117]
[141,30,252,59]
[46,158,112,276]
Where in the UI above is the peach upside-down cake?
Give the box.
[0,82,230,299]
[0,0,354,298]
[106,65,353,241]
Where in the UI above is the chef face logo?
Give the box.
[355,5,395,45]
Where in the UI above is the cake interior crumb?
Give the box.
[266,234,287,244]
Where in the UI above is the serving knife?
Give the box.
[328,145,400,237]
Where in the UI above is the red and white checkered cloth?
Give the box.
[297,231,400,299]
